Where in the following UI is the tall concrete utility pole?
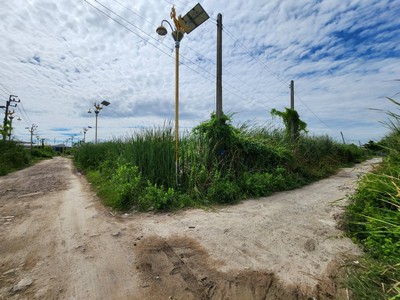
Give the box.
[290,80,295,140]
[340,131,346,144]
[2,95,19,140]
[290,80,294,110]
[216,13,223,118]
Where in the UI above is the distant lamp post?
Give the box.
[82,126,92,143]
[88,100,110,144]
[156,3,209,186]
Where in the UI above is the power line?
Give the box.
[0,89,8,98]
[86,0,335,134]
[18,101,34,126]
[91,1,274,112]
[92,1,272,112]
[84,0,216,85]
[223,25,337,134]
[163,0,187,12]
[0,81,12,94]
[223,26,287,87]
[93,0,218,84]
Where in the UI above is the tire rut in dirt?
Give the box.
[134,236,316,300]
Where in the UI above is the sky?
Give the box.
[0,0,399,145]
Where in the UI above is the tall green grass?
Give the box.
[344,98,400,299]
[0,140,30,175]
[73,114,366,211]
[0,141,56,176]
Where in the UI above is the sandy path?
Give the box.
[0,157,380,299]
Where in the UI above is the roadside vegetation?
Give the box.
[344,97,400,300]
[0,140,56,176]
[73,110,366,211]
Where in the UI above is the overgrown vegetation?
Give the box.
[73,112,366,211]
[344,97,400,299]
[271,107,308,141]
[0,140,56,175]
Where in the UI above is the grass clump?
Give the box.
[0,140,30,175]
[0,141,56,176]
[344,97,400,299]
[74,113,366,212]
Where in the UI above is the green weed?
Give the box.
[74,114,366,212]
[344,97,400,299]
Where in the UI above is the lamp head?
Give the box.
[156,25,168,36]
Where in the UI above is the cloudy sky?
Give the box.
[1,0,399,144]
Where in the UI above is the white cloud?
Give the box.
[1,0,399,144]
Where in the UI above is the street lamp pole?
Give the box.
[83,127,88,143]
[95,107,100,144]
[88,101,110,144]
[157,4,209,186]
[174,33,182,186]
[157,16,183,186]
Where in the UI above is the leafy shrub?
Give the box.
[0,141,30,175]
[337,143,365,163]
[240,172,274,197]
[31,146,56,159]
[207,171,241,204]
[74,113,365,211]
[111,162,143,210]
[138,182,176,211]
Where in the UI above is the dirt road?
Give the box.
[0,157,380,299]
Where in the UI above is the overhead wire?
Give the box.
[85,0,218,85]
[0,79,37,140]
[95,0,275,113]
[0,91,8,99]
[0,87,9,97]
[83,0,215,137]
[223,25,337,135]
[92,0,274,114]
[0,81,12,94]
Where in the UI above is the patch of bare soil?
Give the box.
[134,235,339,300]
[0,157,381,299]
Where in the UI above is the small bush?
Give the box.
[138,182,176,211]
[112,162,143,210]
[240,172,274,197]
[0,141,30,175]
[74,114,366,212]
[207,171,241,204]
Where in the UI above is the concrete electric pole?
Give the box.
[216,13,223,118]
[290,80,295,141]
[2,95,19,140]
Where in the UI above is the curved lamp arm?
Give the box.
[156,19,174,36]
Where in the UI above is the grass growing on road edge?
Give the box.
[344,98,400,299]
[0,140,56,176]
[73,114,366,211]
